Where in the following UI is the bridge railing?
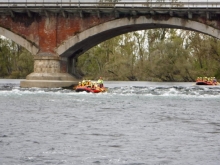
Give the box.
[0,1,220,8]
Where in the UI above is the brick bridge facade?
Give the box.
[0,2,220,87]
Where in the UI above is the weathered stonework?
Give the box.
[34,56,60,73]
[21,55,78,88]
[0,14,114,87]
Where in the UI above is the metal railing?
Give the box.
[0,1,220,9]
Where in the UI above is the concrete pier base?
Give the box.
[20,73,79,88]
[20,54,80,88]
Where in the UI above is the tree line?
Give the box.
[77,29,220,81]
[1,28,220,82]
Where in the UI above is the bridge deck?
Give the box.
[0,2,220,18]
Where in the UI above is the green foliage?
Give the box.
[0,37,34,79]
[17,51,34,78]
[78,29,220,82]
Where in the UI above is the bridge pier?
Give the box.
[20,54,79,88]
[68,57,83,79]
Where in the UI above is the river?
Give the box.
[0,79,220,165]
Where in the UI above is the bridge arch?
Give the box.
[0,27,38,55]
[57,16,220,58]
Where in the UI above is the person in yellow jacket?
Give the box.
[97,77,104,88]
[78,82,82,87]
[213,77,217,85]
[88,80,92,87]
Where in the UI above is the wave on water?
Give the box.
[108,86,220,97]
[1,83,220,97]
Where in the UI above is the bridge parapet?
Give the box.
[0,1,220,21]
[0,1,220,8]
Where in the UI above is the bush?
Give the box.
[9,71,20,79]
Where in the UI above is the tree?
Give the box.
[0,38,13,77]
[0,37,34,78]
[77,28,220,81]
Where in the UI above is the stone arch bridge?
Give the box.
[0,1,220,88]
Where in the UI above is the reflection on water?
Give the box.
[0,79,220,165]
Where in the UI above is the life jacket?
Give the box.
[97,79,103,84]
